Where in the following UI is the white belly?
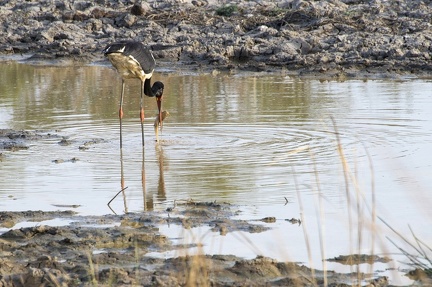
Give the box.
[107,53,153,81]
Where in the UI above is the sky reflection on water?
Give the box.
[1,61,432,285]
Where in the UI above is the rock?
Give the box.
[0,0,431,77]
[121,13,136,28]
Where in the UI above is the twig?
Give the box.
[107,186,129,207]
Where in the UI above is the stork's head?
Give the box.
[153,81,164,98]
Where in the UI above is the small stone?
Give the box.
[122,14,136,28]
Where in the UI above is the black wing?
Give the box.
[103,41,156,74]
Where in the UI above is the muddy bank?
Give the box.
[0,201,393,286]
[0,0,431,77]
[0,129,61,152]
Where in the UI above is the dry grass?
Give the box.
[285,117,388,286]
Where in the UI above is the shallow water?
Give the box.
[1,60,432,285]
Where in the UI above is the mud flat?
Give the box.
[0,0,431,78]
[0,201,393,287]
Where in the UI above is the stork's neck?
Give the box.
[144,78,154,97]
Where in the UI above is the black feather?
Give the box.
[144,79,164,97]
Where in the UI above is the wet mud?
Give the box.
[327,254,392,265]
[0,129,61,152]
[0,200,392,286]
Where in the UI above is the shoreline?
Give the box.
[0,202,395,287]
[2,53,431,82]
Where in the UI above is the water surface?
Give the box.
[1,61,431,285]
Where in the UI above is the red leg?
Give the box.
[119,80,125,149]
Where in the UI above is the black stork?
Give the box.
[103,41,164,148]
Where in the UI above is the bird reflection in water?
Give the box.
[109,143,167,214]
[155,143,167,202]
[154,111,170,143]
[121,148,128,213]
[141,146,147,211]
[107,149,129,214]
[143,143,168,211]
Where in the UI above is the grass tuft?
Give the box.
[380,218,432,276]
[215,5,238,17]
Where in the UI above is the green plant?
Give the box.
[215,5,238,17]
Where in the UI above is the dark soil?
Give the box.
[1,0,432,78]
